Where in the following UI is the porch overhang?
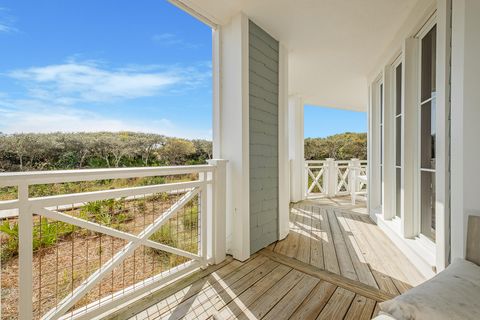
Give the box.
[171,0,432,111]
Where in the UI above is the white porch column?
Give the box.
[278,44,290,240]
[288,95,305,202]
[214,13,250,261]
[451,0,480,261]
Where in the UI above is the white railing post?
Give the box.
[207,159,228,265]
[18,183,33,320]
[199,172,208,267]
[349,159,360,204]
[304,160,309,198]
[326,158,337,197]
[350,158,361,192]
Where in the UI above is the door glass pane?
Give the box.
[380,83,384,123]
[421,171,436,241]
[420,24,437,241]
[420,99,436,169]
[395,63,402,167]
[380,125,383,165]
[396,168,401,218]
[396,117,401,167]
[421,26,437,102]
[395,63,402,116]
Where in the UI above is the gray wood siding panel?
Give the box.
[249,20,279,254]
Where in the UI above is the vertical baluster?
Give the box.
[18,182,33,320]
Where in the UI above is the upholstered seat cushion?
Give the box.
[378,258,480,320]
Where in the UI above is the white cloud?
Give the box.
[0,100,211,139]
[0,8,17,33]
[8,61,209,103]
[1,59,212,139]
[151,33,199,48]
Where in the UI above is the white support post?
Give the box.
[207,159,228,264]
[278,44,290,240]
[326,158,337,198]
[18,183,33,320]
[217,12,250,261]
[288,95,305,202]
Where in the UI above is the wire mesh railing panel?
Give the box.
[0,165,212,320]
[1,216,20,320]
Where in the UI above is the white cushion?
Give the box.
[372,312,397,320]
[379,259,480,320]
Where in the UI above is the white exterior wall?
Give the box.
[451,0,480,261]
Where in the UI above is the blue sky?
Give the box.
[304,105,366,138]
[0,1,365,140]
[0,0,213,139]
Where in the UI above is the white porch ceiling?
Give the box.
[176,0,421,111]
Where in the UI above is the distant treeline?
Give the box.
[0,132,212,172]
[304,132,367,161]
[0,131,366,172]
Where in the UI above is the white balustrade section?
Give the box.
[305,158,368,202]
[0,161,227,320]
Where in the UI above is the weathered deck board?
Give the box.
[121,196,426,320]
[288,281,336,320]
[273,197,425,292]
[316,287,356,319]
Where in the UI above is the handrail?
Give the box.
[0,164,214,187]
[0,161,227,320]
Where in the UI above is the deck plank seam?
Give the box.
[258,249,395,302]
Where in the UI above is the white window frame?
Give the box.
[369,74,384,215]
[415,13,437,246]
[392,54,403,222]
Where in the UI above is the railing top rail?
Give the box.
[305,160,327,164]
[0,164,215,187]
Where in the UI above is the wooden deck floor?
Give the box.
[273,197,426,295]
[112,197,426,320]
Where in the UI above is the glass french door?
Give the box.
[419,25,437,241]
[394,61,402,219]
[379,82,384,208]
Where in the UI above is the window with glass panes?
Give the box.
[419,25,437,241]
[380,83,384,207]
[394,62,402,219]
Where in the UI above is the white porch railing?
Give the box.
[0,160,227,320]
[305,158,367,201]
